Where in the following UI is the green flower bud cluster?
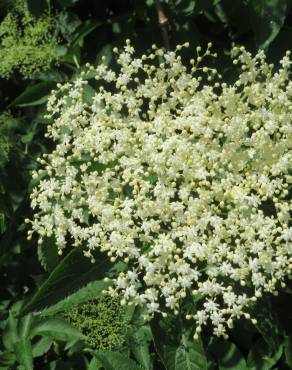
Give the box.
[0,0,58,79]
[66,295,130,350]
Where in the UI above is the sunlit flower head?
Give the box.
[28,41,292,337]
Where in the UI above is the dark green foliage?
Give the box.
[21,248,111,314]
[89,350,144,370]
[150,313,208,370]
[0,301,84,369]
[0,111,19,167]
[207,337,248,369]
[0,0,292,368]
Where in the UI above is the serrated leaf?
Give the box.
[39,280,111,316]
[151,317,207,370]
[57,11,82,43]
[14,338,33,370]
[131,326,153,370]
[175,335,207,370]
[150,315,178,369]
[37,236,59,272]
[250,298,282,352]
[30,318,84,341]
[90,350,143,370]
[21,249,110,314]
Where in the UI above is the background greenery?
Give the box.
[1,0,292,369]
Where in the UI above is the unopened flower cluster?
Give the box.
[28,40,292,338]
[66,295,129,350]
[0,0,58,79]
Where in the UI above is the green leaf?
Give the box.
[32,336,53,358]
[151,317,207,370]
[2,313,19,351]
[11,82,55,107]
[216,0,251,37]
[83,85,96,104]
[22,249,110,314]
[248,0,289,49]
[95,44,113,66]
[284,336,292,368]
[21,133,34,144]
[60,17,102,66]
[88,357,103,370]
[30,318,84,342]
[38,280,111,316]
[18,314,34,339]
[175,335,208,370]
[0,351,16,367]
[71,20,104,48]
[14,338,33,370]
[57,11,82,43]
[53,45,69,58]
[131,326,153,370]
[37,236,59,272]
[150,315,178,369]
[90,350,143,370]
[247,338,283,370]
[174,0,197,16]
[33,69,67,83]
[207,338,247,370]
[250,299,282,352]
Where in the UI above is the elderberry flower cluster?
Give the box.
[28,41,292,338]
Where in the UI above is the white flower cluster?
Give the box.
[28,41,292,338]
